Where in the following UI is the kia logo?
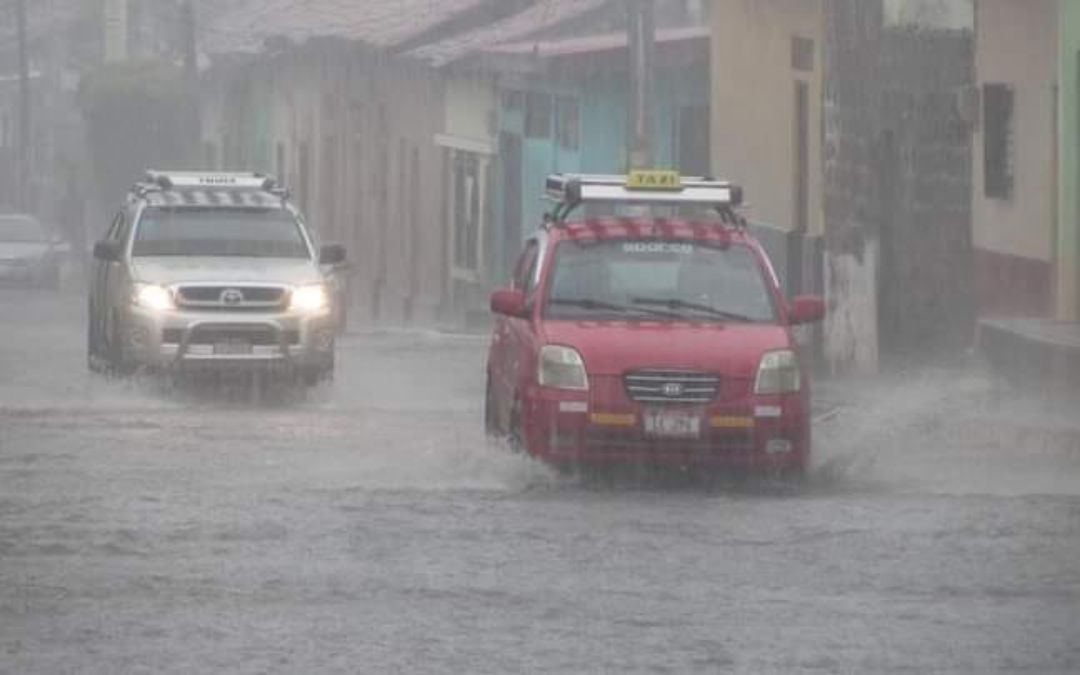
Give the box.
[662,382,684,397]
[220,288,245,305]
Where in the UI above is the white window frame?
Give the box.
[437,134,494,282]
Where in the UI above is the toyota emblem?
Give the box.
[662,382,684,398]
[220,288,245,305]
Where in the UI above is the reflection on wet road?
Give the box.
[2,291,1079,674]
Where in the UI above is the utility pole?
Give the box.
[180,0,201,162]
[16,0,30,211]
[627,0,656,170]
[103,0,128,63]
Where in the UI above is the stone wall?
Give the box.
[823,0,974,371]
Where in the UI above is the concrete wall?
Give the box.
[972,0,1057,318]
[710,0,824,238]
[1060,0,1080,320]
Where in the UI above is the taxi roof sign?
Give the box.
[626,170,682,191]
[145,171,278,191]
[545,173,743,220]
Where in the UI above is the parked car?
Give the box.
[0,214,64,289]
[87,171,346,386]
[485,172,825,476]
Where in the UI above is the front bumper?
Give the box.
[521,385,809,469]
[0,259,44,282]
[121,304,336,373]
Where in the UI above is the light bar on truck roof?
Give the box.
[545,172,743,210]
[145,171,279,191]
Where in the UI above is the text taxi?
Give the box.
[484,172,825,475]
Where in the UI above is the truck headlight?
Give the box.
[133,283,174,312]
[290,284,329,313]
[754,349,801,395]
[538,345,589,391]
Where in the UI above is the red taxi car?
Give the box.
[485,172,825,474]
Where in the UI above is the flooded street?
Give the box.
[0,289,1077,674]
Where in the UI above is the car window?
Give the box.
[131,207,310,258]
[511,240,539,291]
[545,239,777,323]
[0,216,46,243]
[106,212,125,241]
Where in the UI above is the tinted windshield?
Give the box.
[0,216,46,243]
[580,203,719,220]
[545,239,777,323]
[132,207,309,258]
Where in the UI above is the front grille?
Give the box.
[188,324,294,346]
[624,370,721,404]
[571,428,754,454]
[162,327,299,345]
[175,285,288,311]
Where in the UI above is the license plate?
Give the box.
[213,341,253,355]
[643,409,702,439]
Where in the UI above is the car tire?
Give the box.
[87,299,104,373]
[39,264,60,291]
[107,315,135,376]
[507,396,526,455]
[484,375,500,437]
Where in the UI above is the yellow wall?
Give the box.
[710,0,824,236]
[973,0,1057,262]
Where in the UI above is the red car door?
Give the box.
[490,239,540,430]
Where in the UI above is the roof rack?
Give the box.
[544,172,744,224]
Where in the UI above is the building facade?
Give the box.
[711,0,976,373]
[972,0,1080,323]
[201,43,451,325]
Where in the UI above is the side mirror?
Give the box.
[93,240,122,262]
[51,236,72,254]
[788,295,826,325]
[491,289,528,318]
[319,243,347,265]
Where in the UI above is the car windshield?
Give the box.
[0,216,46,243]
[581,203,719,220]
[132,207,309,258]
[545,239,777,323]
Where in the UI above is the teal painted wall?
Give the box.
[498,62,710,253]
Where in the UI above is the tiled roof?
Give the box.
[483,25,709,58]
[408,0,609,68]
[202,0,491,55]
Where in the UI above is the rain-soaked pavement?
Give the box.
[2,288,1079,674]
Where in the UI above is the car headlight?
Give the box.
[754,349,801,395]
[538,345,589,391]
[290,284,329,313]
[132,283,175,312]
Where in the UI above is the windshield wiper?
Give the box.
[549,297,683,320]
[631,297,758,323]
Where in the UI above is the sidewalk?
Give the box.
[978,318,1080,393]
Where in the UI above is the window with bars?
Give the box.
[525,93,553,139]
[983,83,1014,200]
[453,152,483,272]
[556,96,580,151]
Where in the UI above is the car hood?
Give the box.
[0,242,49,260]
[131,257,323,286]
[540,320,793,377]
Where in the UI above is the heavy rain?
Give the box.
[1,1,1079,673]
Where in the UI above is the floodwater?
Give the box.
[2,290,1078,674]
